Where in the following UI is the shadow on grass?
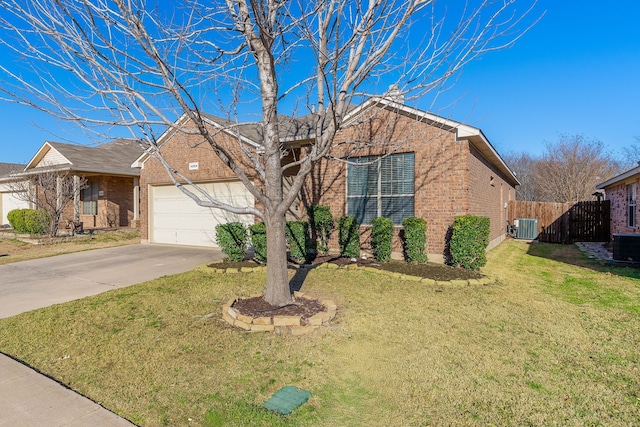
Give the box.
[525,240,640,281]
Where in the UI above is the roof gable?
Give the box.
[23,139,144,176]
[343,98,520,186]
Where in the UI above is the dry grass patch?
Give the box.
[0,239,639,426]
[0,230,140,264]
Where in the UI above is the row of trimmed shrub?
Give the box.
[215,207,489,270]
[7,209,50,235]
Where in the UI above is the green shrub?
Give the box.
[449,215,490,270]
[337,215,360,258]
[371,217,394,262]
[285,221,312,263]
[215,222,247,262]
[402,217,427,263]
[307,205,334,256]
[249,222,267,264]
[7,209,25,232]
[7,209,49,235]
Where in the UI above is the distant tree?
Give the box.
[503,151,541,201]
[622,136,640,170]
[534,135,621,203]
[7,171,87,237]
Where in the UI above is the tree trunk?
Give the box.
[263,212,293,306]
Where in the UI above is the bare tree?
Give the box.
[0,0,540,305]
[7,171,88,237]
[534,135,621,203]
[503,151,541,201]
[622,136,640,169]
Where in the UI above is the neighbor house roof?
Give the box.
[0,162,26,178]
[596,165,640,189]
[21,138,145,177]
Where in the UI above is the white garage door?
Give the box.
[1,192,30,226]
[150,181,254,247]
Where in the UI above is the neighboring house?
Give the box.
[135,98,519,263]
[597,165,640,235]
[3,139,145,231]
[0,162,29,226]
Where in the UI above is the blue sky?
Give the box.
[0,0,638,164]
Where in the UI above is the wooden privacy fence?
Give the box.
[508,200,610,244]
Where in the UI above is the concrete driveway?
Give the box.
[0,244,223,319]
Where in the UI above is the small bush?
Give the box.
[7,209,25,232]
[249,222,267,264]
[337,215,360,258]
[307,205,334,256]
[215,222,247,262]
[285,221,312,262]
[402,217,427,263]
[449,215,490,270]
[7,209,49,235]
[371,217,394,262]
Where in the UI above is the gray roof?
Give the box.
[29,139,146,176]
[0,162,26,177]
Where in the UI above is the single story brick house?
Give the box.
[1,139,144,231]
[597,165,640,235]
[0,162,29,226]
[135,98,519,263]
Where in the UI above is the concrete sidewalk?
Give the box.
[0,244,223,426]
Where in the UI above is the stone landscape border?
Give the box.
[222,291,337,335]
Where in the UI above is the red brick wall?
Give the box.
[606,179,640,235]
[467,144,515,250]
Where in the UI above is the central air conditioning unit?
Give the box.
[514,218,538,240]
[612,233,640,262]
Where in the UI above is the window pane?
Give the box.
[347,196,377,225]
[83,200,97,215]
[382,196,414,224]
[348,161,378,196]
[381,153,414,195]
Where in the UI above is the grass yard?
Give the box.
[0,239,639,426]
[0,230,140,264]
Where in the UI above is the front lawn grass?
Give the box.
[1,239,639,426]
[0,230,140,264]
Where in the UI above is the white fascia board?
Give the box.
[132,113,192,168]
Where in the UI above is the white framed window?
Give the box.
[81,180,99,215]
[346,152,415,225]
[627,183,636,228]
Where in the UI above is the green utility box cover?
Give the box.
[264,386,311,415]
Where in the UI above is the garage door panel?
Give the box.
[2,192,30,226]
[150,182,254,247]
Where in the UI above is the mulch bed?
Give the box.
[232,296,326,321]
